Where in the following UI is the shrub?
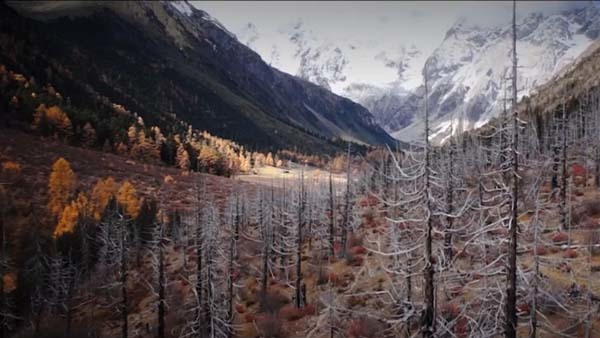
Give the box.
[244,312,255,323]
[572,197,600,225]
[563,248,578,259]
[302,303,316,316]
[517,303,530,315]
[347,295,368,308]
[534,245,547,256]
[259,291,291,314]
[440,303,460,320]
[345,252,364,266]
[235,303,246,314]
[350,245,367,255]
[551,232,569,243]
[347,317,386,338]
[256,314,284,338]
[348,233,364,248]
[279,304,303,321]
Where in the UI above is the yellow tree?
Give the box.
[48,157,77,218]
[117,180,141,218]
[90,177,118,220]
[176,143,190,171]
[53,192,89,238]
[54,201,79,238]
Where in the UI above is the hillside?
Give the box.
[0,1,393,153]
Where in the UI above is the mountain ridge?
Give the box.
[1,0,393,153]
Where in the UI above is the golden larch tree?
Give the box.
[90,177,118,220]
[117,180,141,218]
[47,157,77,218]
[54,201,79,238]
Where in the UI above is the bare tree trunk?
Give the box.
[505,2,519,337]
[228,216,236,338]
[560,100,569,234]
[422,63,435,338]
[195,186,205,337]
[295,167,305,308]
[121,224,129,338]
[328,172,335,258]
[158,227,165,338]
[340,143,351,258]
[444,141,454,266]
[261,195,269,294]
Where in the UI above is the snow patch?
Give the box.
[170,1,193,16]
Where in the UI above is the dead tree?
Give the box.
[340,143,352,258]
[505,2,519,336]
[422,61,435,338]
[328,171,335,258]
[295,166,305,308]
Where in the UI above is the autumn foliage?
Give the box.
[90,177,118,220]
[47,157,77,218]
[117,180,141,218]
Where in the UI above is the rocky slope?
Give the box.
[361,4,600,144]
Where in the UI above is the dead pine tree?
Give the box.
[328,171,335,258]
[340,143,352,258]
[194,182,206,337]
[156,216,166,338]
[117,206,129,338]
[443,128,455,266]
[559,98,569,234]
[227,197,237,338]
[295,166,305,308]
[505,1,519,337]
[422,61,435,338]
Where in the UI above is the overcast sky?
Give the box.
[191,1,597,92]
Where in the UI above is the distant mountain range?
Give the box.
[232,3,600,144]
[381,4,600,144]
[1,1,393,153]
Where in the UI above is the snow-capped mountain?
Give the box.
[225,2,598,144]
[232,18,426,95]
[369,4,600,144]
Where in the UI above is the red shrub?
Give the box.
[244,312,255,323]
[235,303,246,314]
[348,233,364,248]
[455,317,468,338]
[347,317,385,338]
[255,313,283,338]
[350,245,367,255]
[302,303,316,316]
[328,273,339,285]
[517,303,530,315]
[563,248,578,259]
[333,242,342,255]
[279,304,304,321]
[572,164,586,177]
[347,253,364,266]
[534,246,547,255]
[440,303,460,319]
[552,232,569,243]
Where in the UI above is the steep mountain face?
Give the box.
[348,4,600,144]
[233,17,425,97]
[0,1,393,152]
